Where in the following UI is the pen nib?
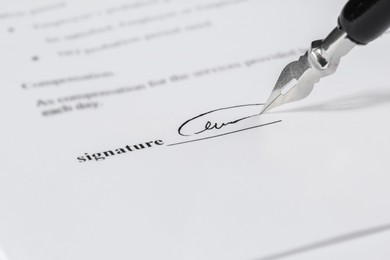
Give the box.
[260,53,319,115]
[260,27,356,115]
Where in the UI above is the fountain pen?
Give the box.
[260,0,390,114]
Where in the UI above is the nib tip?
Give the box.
[259,107,267,115]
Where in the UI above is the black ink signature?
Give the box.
[178,104,263,136]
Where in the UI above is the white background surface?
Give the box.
[0,0,390,259]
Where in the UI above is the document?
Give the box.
[0,0,390,259]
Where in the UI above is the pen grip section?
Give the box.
[339,0,390,44]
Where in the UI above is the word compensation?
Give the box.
[77,139,164,162]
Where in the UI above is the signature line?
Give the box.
[167,120,282,147]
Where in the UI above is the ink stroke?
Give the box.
[178,104,278,137]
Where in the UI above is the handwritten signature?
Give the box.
[178,104,264,136]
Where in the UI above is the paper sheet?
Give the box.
[1,0,390,259]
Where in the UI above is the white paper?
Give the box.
[0,248,8,260]
[1,0,390,259]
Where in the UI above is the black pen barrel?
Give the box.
[339,0,390,44]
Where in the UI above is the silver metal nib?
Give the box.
[260,26,356,114]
